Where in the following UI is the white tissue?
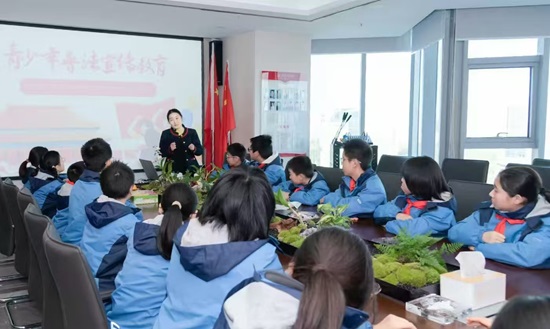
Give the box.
[456,251,486,278]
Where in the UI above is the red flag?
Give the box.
[204,46,219,170]
[214,61,236,167]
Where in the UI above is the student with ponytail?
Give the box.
[215,227,416,329]
[449,166,550,268]
[19,146,48,190]
[31,150,66,216]
[108,182,198,329]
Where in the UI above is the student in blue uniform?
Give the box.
[374,156,457,237]
[321,139,386,217]
[448,166,550,269]
[248,135,285,186]
[224,143,248,170]
[19,146,48,190]
[80,161,142,291]
[159,108,204,174]
[153,167,283,329]
[214,227,415,329]
[63,138,113,245]
[273,155,330,206]
[51,161,85,235]
[108,182,198,329]
[31,151,65,217]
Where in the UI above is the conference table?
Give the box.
[139,205,550,329]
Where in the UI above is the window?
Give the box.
[310,54,362,166]
[468,38,539,58]
[466,68,532,138]
[464,148,533,183]
[364,52,411,156]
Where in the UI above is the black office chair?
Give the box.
[377,171,403,201]
[533,158,550,168]
[43,223,109,329]
[376,155,410,174]
[505,164,550,189]
[313,165,343,192]
[26,206,64,329]
[449,180,494,222]
[0,178,15,259]
[442,158,489,183]
[11,187,40,279]
[6,203,44,329]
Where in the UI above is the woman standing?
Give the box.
[159,109,204,174]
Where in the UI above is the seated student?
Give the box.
[63,138,114,245]
[374,156,457,236]
[31,151,65,217]
[214,227,416,329]
[19,146,48,190]
[273,155,330,206]
[321,139,386,217]
[154,167,283,329]
[448,167,550,269]
[108,183,198,329]
[224,143,248,170]
[467,295,550,329]
[248,135,285,186]
[51,161,86,235]
[80,161,142,291]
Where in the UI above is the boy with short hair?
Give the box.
[321,139,386,217]
[224,143,248,170]
[80,161,142,291]
[273,155,330,206]
[63,138,114,245]
[249,135,285,186]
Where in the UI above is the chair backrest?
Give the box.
[449,180,494,221]
[25,205,64,329]
[20,203,44,308]
[377,171,403,201]
[505,163,550,189]
[376,155,410,174]
[0,178,15,257]
[442,158,489,183]
[313,165,343,192]
[4,181,30,276]
[43,223,108,329]
[533,158,550,168]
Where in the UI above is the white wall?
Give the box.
[312,33,411,54]
[223,31,311,147]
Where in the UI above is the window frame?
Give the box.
[462,54,541,149]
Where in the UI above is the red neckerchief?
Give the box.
[349,179,356,192]
[495,214,525,235]
[258,163,267,169]
[403,199,428,215]
[67,181,75,186]
[294,186,304,193]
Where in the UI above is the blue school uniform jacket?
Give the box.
[323,169,386,217]
[374,192,457,237]
[63,169,142,245]
[108,217,170,329]
[80,196,141,291]
[214,270,372,329]
[251,154,286,186]
[49,183,73,233]
[273,171,330,206]
[448,196,550,269]
[153,221,283,329]
[32,176,64,217]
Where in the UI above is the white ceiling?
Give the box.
[2,0,550,39]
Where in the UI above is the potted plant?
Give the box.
[372,230,462,302]
[270,193,351,252]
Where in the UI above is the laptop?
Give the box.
[139,159,159,181]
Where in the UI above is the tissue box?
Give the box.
[440,270,506,310]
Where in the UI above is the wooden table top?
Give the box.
[140,205,550,329]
